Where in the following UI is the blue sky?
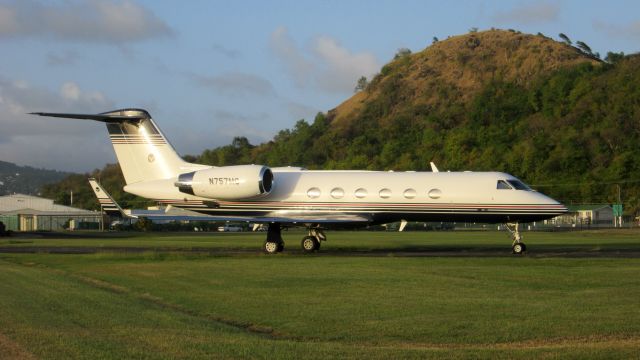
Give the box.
[1,0,639,172]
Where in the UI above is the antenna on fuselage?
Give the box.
[430,162,439,173]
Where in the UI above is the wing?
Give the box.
[134,210,371,225]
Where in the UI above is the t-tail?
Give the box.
[88,178,131,218]
[31,109,206,184]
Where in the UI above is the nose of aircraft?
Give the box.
[533,191,568,215]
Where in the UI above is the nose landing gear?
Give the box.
[505,222,526,255]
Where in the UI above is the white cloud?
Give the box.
[313,36,379,93]
[287,101,320,121]
[269,26,380,94]
[211,43,241,59]
[61,82,80,101]
[0,77,115,171]
[212,110,273,144]
[492,2,559,25]
[190,72,276,97]
[269,26,315,88]
[0,0,172,44]
[593,19,640,39]
[46,50,81,66]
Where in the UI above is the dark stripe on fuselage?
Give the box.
[156,199,566,224]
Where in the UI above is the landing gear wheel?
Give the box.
[301,236,319,253]
[264,241,279,254]
[264,223,284,254]
[512,243,526,255]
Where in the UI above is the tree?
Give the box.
[432,36,439,44]
[394,48,411,60]
[576,41,593,55]
[559,33,572,45]
[605,51,625,64]
[354,76,368,92]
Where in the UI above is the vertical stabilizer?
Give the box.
[88,178,130,218]
[101,109,191,184]
[31,109,205,184]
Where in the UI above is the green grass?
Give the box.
[1,230,640,359]
[2,229,640,252]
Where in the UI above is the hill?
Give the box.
[332,30,600,128]
[0,160,71,196]
[44,29,640,215]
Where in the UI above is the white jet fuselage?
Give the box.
[125,168,565,225]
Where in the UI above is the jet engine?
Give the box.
[175,165,273,200]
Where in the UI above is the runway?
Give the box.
[2,245,639,258]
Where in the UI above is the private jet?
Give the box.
[33,109,567,254]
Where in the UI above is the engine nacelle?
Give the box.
[175,165,273,200]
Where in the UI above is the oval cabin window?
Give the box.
[330,187,344,199]
[379,188,391,199]
[428,189,442,199]
[354,188,368,198]
[307,187,321,199]
[403,189,416,199]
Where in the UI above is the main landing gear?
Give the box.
[263,224,327,254]
[263,223,285,254]
[301,228,326,253]
[505,222,526,255]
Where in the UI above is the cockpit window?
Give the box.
[497,180,512,190]
[506,180,531,191]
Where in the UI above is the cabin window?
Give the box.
[307,187,321,198]
[403,189,416,199]
[497,180,512,190]
[330,187,345,199]
[379,188,392,199]
[428,189,442,199]
[506,180,531,191]
[355,188,368,198]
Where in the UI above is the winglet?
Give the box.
[430,162,439,173]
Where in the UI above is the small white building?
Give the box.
[553,204,614,226]
[0,194,101,231]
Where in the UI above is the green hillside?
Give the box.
[0,160,70,196]
[44,30,640,215]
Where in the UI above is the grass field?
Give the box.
[1,230,640,359]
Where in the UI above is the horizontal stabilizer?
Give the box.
[30,111,146,123]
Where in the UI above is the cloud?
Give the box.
[0,0,173,44]
[287,101,320,121]
[269,27,380,94]
[211,110,273,143]
[269,26,315,88]
[313,36,380,93]
[492,2,559,24]
[212,43,241,59]
[0,77,115,171]
[46,50,81,66]
[593,19,640,39]
[190,72,276,97]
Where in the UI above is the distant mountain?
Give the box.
[0,160,72,196]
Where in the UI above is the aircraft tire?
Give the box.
[512,243,525,255]
[277,241,285,252]
[301,236,318,253]
[264,241,280,254]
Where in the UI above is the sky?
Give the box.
[1,0,639,172]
